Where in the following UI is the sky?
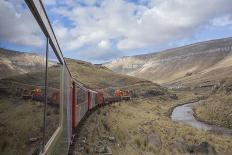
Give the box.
[1,0,232,63]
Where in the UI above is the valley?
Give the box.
[72,38,232,155]
[1,37,232,155]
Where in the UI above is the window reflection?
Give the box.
[0,0,46,154]
[76,86,88,122]
[45,44,61,144]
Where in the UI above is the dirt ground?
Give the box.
[72,91,232,155]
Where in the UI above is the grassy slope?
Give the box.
[65,58,167,97]
[166,52,232,88]
[66,58,148,89]
[195,92,232,129]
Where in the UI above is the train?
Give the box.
[21,83,130,135]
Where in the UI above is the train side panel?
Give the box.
[97,92,104,106]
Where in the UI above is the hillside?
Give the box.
[0,49,168,98]
[65,58,168,97]
[104,38,232,85]
[0,48,54,79]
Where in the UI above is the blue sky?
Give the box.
[1,0,232,63]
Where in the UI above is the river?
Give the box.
[171,102,232,136]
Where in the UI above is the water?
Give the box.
[171,102,232,136]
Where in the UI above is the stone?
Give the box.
[187,141,216,154]
[29,137,38,143]
[103,112,109,116]
[95,145,112,155]
[81,137,86,144]
[104,146,112,155]
[147,134,161,147]
[172,139,187,153]
[108,136,115,142]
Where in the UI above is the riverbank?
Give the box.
[171,101,232,136]
[73,91,232,155]
[194,92,232,129]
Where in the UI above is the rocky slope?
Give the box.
[104,38,232,84]
[0,48,54,79]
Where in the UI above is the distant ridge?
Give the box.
[0,48,50,79]
[104,37,232,84]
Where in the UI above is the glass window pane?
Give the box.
[0,0,46,154]
[45,44,61,144]
[76,86,88,122]
[52,66,72,154]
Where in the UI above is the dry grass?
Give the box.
[0,96,60,155]
[195,92,232,129]
[65,58,148,89]
[74,90,232,155]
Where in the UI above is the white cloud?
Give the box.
[0,0,45,48]
[45,0,232,60]
[42,0,57,6]
[212,14,232,27]
[98,40,110,49]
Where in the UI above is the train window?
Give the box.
[76,86,88,122]
[51,66,72,154]
[0,0,46,154]
[44,43,61,144]
[76,86,88,105]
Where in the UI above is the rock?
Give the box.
[172,139,187,153]
[81,137,87,144]
[102,120,110,131]
[187,142,216,154]
[104,146,112,155]
[186,72,192,76]
[169,93,178,100]
[108,136,115,142]
[96,145,111,154]
[103,112,109,116]
[101,135,108,139]
[29,137,38,143]
[147,134,161,147]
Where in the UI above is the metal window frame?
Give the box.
[24,0,71,154]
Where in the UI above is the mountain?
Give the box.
[0,48,54,79]
[104,38,232,85]
[0,48,168,98]
[65,58,169,97]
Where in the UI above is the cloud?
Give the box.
[43,0,232,61]
[42,0,57,6]
[0,0,45,48]
[212,14,232,27]
[98,40,110,49]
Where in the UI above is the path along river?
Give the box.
[171,102,232,136]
